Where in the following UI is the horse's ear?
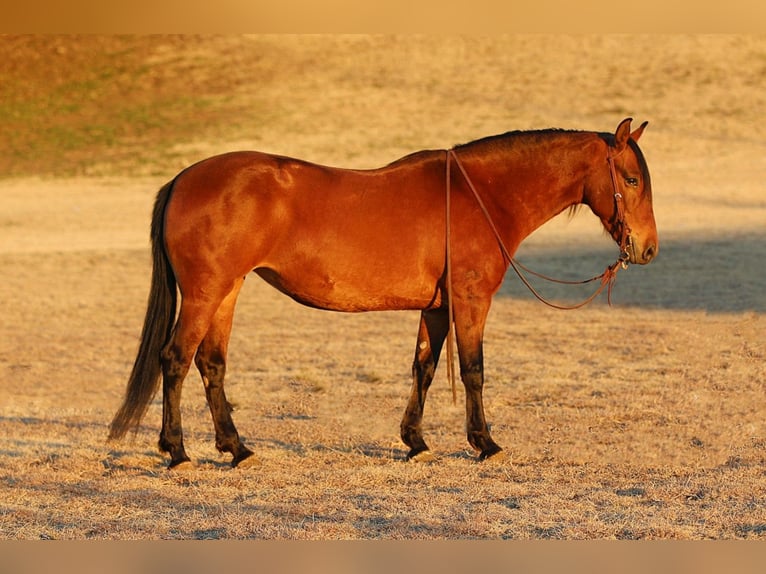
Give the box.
[630,120,649,142]
[614,117,633,152]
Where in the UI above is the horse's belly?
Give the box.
[254,265,441,312]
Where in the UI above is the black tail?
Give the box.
[109,179,177,440]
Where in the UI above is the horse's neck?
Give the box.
[465,136,596,247]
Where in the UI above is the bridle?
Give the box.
[442,145,634,399]
[607,145,634,268]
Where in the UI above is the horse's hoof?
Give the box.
[408,450,436,463]
[232,450,259,469]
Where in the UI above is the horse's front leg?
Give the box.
[454,300,504,460]
[400,308,449,461]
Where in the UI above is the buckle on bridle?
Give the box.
[619,250,630,269]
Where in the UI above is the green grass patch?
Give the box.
[0,36,259,178]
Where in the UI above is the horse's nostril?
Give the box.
[643,244,657,262]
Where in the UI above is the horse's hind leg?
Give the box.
[159,297,223,469]
[400,309,449,461]
[194,277,256,468]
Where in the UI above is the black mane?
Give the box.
[455,127,580,150]
[458,127,651,192]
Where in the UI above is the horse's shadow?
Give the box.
[500,231,766,313]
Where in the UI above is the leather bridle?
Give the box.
[607,145,634,267]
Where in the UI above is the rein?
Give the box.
[443,146,632,400]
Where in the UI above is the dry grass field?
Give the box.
[0,35,765,540]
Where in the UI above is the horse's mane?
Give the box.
[459,127,652,197]
[455,128,581,151]
[386,127,651,200]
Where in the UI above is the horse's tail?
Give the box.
[109,179,177,440]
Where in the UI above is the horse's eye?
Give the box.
[625,177,639,187]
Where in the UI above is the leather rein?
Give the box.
[442,145,633,401]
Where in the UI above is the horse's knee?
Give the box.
[460,365,484,393]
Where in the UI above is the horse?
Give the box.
[109,118,658,469]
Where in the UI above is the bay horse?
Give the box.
[109,118,658,469]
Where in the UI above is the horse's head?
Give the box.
[585,118,658,265]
